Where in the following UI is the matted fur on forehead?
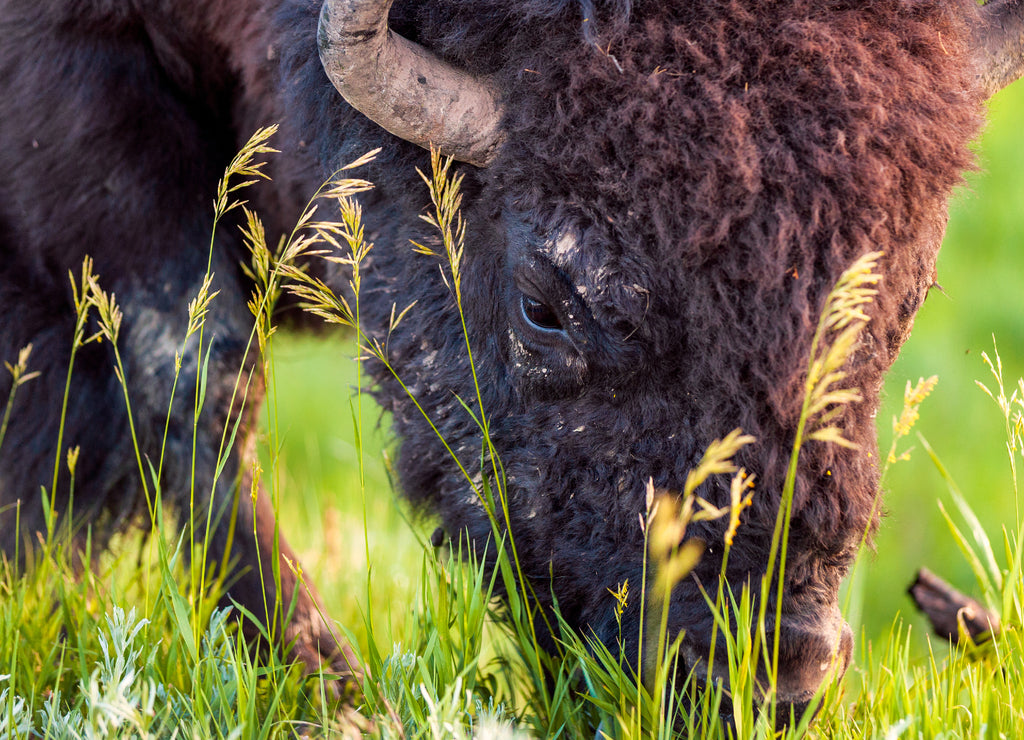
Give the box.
[483,0,982,358]
[465,0,982,544]
[528,217,654,341]
[371,0,987,544]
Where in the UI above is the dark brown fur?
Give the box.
[0,0,987,716]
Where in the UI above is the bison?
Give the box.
[1,0,1022,721]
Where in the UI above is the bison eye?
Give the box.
[520,294,563,332]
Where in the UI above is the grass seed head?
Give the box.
[803,251,884,450]
[888,375,938,464]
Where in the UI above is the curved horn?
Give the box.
[971,0,1024,98]
[318,0,505,167]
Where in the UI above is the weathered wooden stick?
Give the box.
[908,568,1000,643]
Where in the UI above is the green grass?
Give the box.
[3,81,1024,740]
[867,80,1024,648]
[269,82,1024,735]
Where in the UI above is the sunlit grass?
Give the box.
[3,82,1024,739]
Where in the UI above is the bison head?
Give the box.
[316,0,1023,718]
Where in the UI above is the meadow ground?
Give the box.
[2,80,1024,739]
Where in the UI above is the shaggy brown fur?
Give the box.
[0,0,987,718]
[334,0,983,640]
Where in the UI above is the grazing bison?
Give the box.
[1,0,1022,719]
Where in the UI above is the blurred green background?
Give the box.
[869,81,1024,645]
[260,80,1024,659]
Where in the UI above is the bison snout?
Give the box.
[683,607,853,725]
[772,611,853,719]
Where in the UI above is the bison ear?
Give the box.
[970,0,1024,98]
[318,0,505,167]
